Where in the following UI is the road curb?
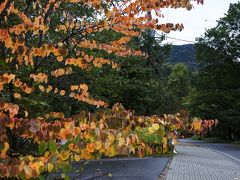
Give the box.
[158,155,173,180]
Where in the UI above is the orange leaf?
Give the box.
[46,85,53,93]
[14,93,21,99]
[79,84,88,92]
[57,56,63,62]
[70,85,79,91]
[60,90,66,96]
[86,143,95,153]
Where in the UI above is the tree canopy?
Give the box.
[0,0,218,179]
[187,2,240,139]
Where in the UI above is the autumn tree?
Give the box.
[0,0,211,179]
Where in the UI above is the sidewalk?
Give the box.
[165,143,240,180]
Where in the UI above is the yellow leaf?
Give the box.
[152,123,160,131]
[44,151,50,158]
[74,154,81,161]
[156,146,163,154]
[80,150,93,160]
[65,21,69,27]
[33,2,36,9]
[54,88,59,94]
[104,145,116,157]
[94,141,102,150]
[59,151,70,161]
[162,137,168,153]
[90,122,96,129]
[118,137,125,147]
[58,42,64,47]
[107,133,115,144]
[148,127,154,133]
[24,111,29,117]
[28,155,35,161]
[65,67,72,75]
[129,145,136,154]
[47,163,54,172]
[39,85,45,92]
[1,142,9,156]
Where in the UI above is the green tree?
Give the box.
[166,63,193,113]
[188,2,240,140]
[88,30,171,115]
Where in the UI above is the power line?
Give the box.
[166,36,197,43]
[154,31,197,44]
[155,36,197,44]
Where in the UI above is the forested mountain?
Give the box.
[168,44,198,69]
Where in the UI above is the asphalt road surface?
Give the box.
[48,157,170,180]
[76,157,169,180]
[180,139,240,167]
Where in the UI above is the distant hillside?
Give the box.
[168,44,198,69]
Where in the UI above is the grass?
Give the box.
[202,137,231,143]
[232,140,240,145]
[191,134,203,141]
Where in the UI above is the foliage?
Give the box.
[88,33,193,115]
[169,44,197,70]
[191,134,202,140]
[187,2,240,140]
[0,0,197,116]
[165,63,193,113]
[0,0,210,178]
[0,103,216,179]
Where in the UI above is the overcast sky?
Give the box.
[159,0,239,45]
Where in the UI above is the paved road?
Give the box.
[179,139,240,167]
[48,157,169,180]
[166,144,240,180]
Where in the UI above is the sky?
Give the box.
[159,0,239,45]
